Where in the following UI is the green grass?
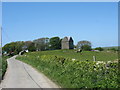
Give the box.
[0,56,9,81]
[16,50,119,88]
[101,46,119,50]
[24,50,118,61]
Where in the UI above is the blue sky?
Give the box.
[2,2,118,48]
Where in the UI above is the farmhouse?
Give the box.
[61,36,74,49]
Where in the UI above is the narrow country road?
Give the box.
[0,55,59,88]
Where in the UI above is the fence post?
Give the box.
[93,56,96,61]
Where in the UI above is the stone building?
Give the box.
[61,37,74,49]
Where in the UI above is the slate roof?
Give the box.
[62,36,72,42]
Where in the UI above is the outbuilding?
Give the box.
[61,37,74,49]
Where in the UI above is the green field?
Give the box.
[102,46,119,50]
[23,50,118,61]
[16,50,119,88]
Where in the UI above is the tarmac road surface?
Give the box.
[0,55,59,88]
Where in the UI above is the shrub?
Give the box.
[0,56,9,81]
[95,47,104,51]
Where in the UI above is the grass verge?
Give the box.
[0,56,10,81]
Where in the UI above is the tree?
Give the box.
[33,37,49,51]
[77,40,92,51]
[95,47,104,51]
[14,41,25,54]
[2,41,25,55]
[49,37,61,50]
[2,42,16,54]
[24,41,36,51]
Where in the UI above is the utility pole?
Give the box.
[0,26,2,56]
[0,1,2,56]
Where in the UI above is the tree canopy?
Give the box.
[2,41,25,55]
[95,47,104,51]
[49,37,61,50]
[33,37,49,51]
[77,40,92,51]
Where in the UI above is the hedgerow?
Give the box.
[0,56,10,81]
[16,53,119,88]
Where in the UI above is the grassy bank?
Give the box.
[27,50,117,61]
[16,50,119,88]
[0,56,9,81]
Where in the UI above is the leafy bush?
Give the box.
[16,52,119,88]
[110,48,117,51]
[95,47,104,51]
[0,56,9,81]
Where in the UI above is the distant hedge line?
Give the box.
[16,54,119,88]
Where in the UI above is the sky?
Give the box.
[2,0,119,2]
[2,2,118,48]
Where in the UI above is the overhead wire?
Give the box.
[2,28,12,41]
